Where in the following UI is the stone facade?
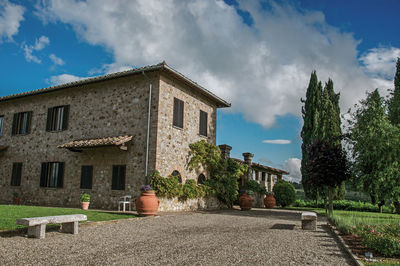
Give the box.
[0,63,229,209]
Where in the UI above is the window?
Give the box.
[12,111,32,135]
[80,166,93,189]
[0,116,3,136]
[40,162,64,188]
[199,110,208,136]
[198,174,206,185]
[171,170,182,183]
[173,98,184,128]
[10,163,22,186]
[112,165,126,190]
[46,105,70,131]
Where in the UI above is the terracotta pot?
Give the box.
[136,191,159,216]
[238,193,254,211]
[13,197,20,205]
[264,194,276,208]
[81,202,90,210]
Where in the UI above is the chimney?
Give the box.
[242,152,254,165]
[219,144,232,159]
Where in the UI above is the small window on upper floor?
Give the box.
[0,116,3,136]
[198,174,206,185]
[171,170,182,183]
[199,110,208,137]
[46,105,70,132]
[12,111,32,135]
[173,98,184,129]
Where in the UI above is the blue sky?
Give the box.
[1,0,399,182]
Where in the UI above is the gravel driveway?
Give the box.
[0,208,354,265]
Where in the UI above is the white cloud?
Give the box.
[0,0,25,41]
[48,74,88,85]
[360,47,400,80]
[283,158,301,183]
[262,139,291,144]
[49,53,65,66]
[35,0,397,128]
[23,35,50,63]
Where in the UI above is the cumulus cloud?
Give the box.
[0,0,25,41]
[284,158,301,183]
[263,139,291,144]
[360,47,400,80]
[23,35,50,63]
[49,53,65,66]
[48,73,88,85]
[35,0,397,128]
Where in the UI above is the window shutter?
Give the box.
[80,166,86,189]
[46,108,53,131]
[173,98,179,127]
[57,162,64,188]
[12,113,18,135]
[119,166,126,190]
[16,163,22,186]
[26,111,33,134]
[87,166,93,189]
[62,105,70,130]
[112,166,118,190]
[40,163,48,187]
[179,101,184,128]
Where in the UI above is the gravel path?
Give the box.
[0,208,354,265]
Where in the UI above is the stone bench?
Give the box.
[17,214,87,239]
[301,212,317,230]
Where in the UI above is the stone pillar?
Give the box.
[255,170,259,182]
[261,172,266,187]
[218,144,232,159]
[242,152,254,183]
[267,173,273,192]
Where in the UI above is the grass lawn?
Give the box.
[0,204,137,231]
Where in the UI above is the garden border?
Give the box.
[327,223,364,266]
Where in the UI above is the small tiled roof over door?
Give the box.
[58,135,133,151]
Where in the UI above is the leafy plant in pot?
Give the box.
[135,185,159,216]
[13,192,21,205]
[80,193,90,210]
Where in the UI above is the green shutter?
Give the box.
[62,105,70,130]
[57,162,64,188]
[46,108,53,131]
[40,163,48,187]
[11,113,18,135]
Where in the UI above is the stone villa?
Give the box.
[0,62,231,209]
[0,61,289,209]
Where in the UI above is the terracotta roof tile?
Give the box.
[58,135,133,150]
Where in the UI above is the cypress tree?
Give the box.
[301,71,323,200]
[387,57,400,213]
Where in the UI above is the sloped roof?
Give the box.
[0,61,231,108]
[232,158,289,175]
[58,135,133,151]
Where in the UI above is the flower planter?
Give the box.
[264,194,276,208]
[81,202,90,210]
[238,193,254,211]
[136,190,159,216]
[13,197,20,205]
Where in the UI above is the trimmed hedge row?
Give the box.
[294,199,392,213]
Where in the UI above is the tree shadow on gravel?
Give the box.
[205,208,303,222]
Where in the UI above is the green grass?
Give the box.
[0,204,137,231]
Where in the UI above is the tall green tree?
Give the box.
[387,57,400,213]
[301,71,323,200]
[347,89,400,212]
[319,79,346,199]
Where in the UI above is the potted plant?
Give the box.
[264,192,276,208]
[238,190,254,211]
[13,192,21,205]
[135,185,159,216]
[80,193,90,210]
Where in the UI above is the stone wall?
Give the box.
[253,193,266,208]
[155,74,217,182]
[157,196,226,212]
[0,73,160,209]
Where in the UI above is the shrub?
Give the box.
[353,224,400,256]
[244,180,267,195]
[273,180,296,207]
[80,193,90,202]
[293,199,393,213]
[149,171,212,200]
